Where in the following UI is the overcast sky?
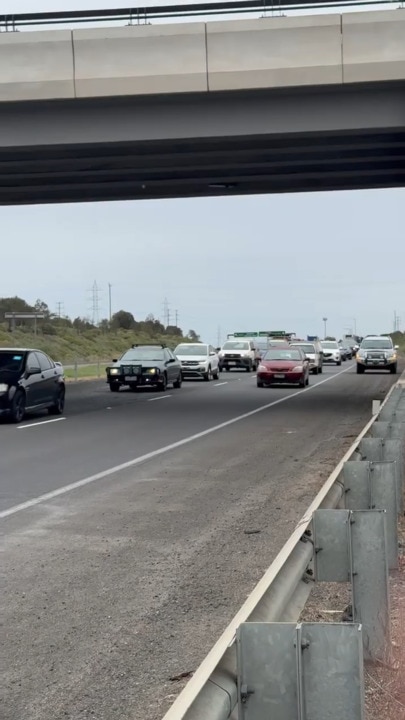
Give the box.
[2,1,404,343]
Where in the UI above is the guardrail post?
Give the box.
[371,421,405,439]
[74,358,78,382]
[343,461,398,569]
[359,438,404,513]
[379,405,405,423]
[313,509,391,663]
[237,622,364,719]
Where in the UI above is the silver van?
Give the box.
[290,340,323,375]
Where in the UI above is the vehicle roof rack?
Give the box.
[131,343,166,348]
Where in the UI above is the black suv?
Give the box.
[106,344,182,392]
[0,348,65,423]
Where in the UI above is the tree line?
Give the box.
[0,296,200,341]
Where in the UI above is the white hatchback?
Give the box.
[174,343,220,381]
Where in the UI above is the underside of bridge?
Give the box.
[0,83,404,205]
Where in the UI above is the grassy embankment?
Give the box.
[0,324,190,381]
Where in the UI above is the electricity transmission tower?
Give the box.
[162,297,170,327]
[89,281,101,326]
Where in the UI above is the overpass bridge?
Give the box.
[0,9,404,205]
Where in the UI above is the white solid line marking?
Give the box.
[1,365,352,519]
[214,382,228,387]
[17,417,66,430]
[147,394,172,402]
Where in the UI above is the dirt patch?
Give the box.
[300,513,405,719]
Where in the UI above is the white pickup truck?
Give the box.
[219,339,258,372]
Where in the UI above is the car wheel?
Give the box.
[213,369,219,380]
[204,366,211,382]
[158,374,167,391]
[49,386,65,415]
[312,367,318,375]
[10,390,26,423]
[257,380,264,388]
[390,364,397,375]
[225,367,230,372]
[336,361,342,366]
[299,377,306,388]
[356,365,365,374]
[109,382,120,392]
[306,376,309,386]
[173,373,182,388]
[318,365,323,374]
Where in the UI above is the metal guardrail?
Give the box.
[0,0,396,29]
[162,372,405,720]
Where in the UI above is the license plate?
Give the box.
[228,361,236,365]
[125,376,137,382]
[274,373,285,379]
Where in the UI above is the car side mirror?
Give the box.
[112,358,118,363]
[167,358,175,364]
[394,345,399,350]
[209,351,216,356]
[26,366,41,377]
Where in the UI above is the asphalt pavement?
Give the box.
[2,363,401,720]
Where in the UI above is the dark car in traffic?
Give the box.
[257,347,310,388]
[106,344,183,392]
[0,348,65,423]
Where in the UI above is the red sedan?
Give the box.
[257,347,310,388]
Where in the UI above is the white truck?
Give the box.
[219,333,260,372]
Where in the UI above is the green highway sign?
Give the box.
[233,332,258,337]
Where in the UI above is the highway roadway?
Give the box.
[2,364,401,720]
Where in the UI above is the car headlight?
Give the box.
[292,366,304,372]
[0,383,9,393]
[145,368,157,374]
[258,364,267,371]
[109,368,119,375]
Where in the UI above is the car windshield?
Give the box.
[291,344,315,353]
[120,348,165,362]
[322,342,338,349]
[174,345,208,356]
[361,339,393,350]
[0,351,25,373]
[223,341,249,350]
[263,349,302,361]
